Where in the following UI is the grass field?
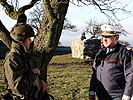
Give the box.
[0,54,93,100]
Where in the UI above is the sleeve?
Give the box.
[89,61,97,95]
[4,54,37,95]
[123,50,133,97]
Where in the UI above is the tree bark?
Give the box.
[0,20,12,49]
[0,0,40,48]
[33,0,69,82]
[0,0,40,19]
[0,0,69,82]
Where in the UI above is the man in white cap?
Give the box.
[89,24,133,100]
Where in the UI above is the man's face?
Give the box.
[23,37,32,50]
[102,35,119,48]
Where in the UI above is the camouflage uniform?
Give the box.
[3,23,41,100]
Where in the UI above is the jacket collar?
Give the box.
[100,42,120,53]
[11,41,28,58]
[104,42,121,54]
[108,42,120,52]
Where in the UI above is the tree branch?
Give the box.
[43,0,57,21]
[0,20,12,49]
[0,0,40,20]
[19,0,40,13]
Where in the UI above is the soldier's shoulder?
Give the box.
[122,46,133,54]
[119,44,132,53]
[5,51,20,60]
[125,46,132,50]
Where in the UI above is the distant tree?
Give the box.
[0,0,132,82]
[84,19,102,38]
[28,2,44,32]
[84,19,129,38]
[28,2,77,32]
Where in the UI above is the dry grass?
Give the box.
[47,54,93,100]
[0,54,93,100]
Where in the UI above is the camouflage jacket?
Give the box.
[3,41,40,100]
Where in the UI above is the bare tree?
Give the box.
[28,2,45,32]
[28,2,77,32]
[0,0,132,82]
[63,18,77,32]
[84,18,129,39]
[84,18,102,38]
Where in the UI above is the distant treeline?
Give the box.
[54,46,71,55]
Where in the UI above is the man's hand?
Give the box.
[40,80,48,93]
[89,95,95,100]
[32,68,40,75]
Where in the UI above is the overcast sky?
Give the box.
[60,1,133,47]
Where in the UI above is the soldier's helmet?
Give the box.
[101,24,121,36]
[10,23,34,42]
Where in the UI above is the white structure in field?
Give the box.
[71,39,101,59]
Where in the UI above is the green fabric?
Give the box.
[3,41,40,100]
[10,23,34,42]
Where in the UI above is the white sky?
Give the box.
[0,0,133,47]
[60,1,133,47]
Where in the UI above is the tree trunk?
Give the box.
[0,0,69,82]
[0,20,12,49]
[33,0,69,82]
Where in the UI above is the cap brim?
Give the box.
[102,32,119,36]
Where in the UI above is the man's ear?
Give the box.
[116,36,119,40]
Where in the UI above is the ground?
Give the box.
[0,54,93,100]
